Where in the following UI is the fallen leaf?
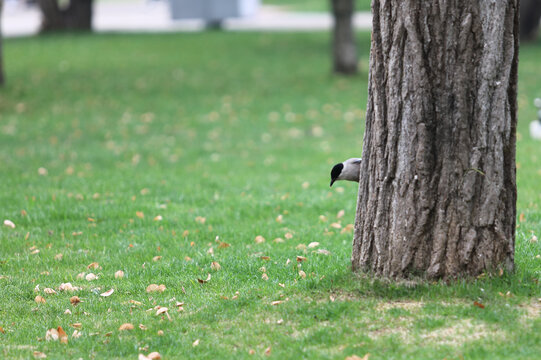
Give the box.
[85,273,97,281]
[119,323,134,331]
[3,219,15,229]
[152,256,162,262]
[70,296,81,305]
[33,351,47,358]
[130,300,142,305]
[54,253,63,261]
[276,214,283,223]
[114,270,125,278]
[43,288,56,295]
[277,319,284,325]
[157,330,164,336]
[71,323,82,329]
[249,349,255,355]
[341,224,354,233]
[192,339,200,347]
[147,352,161,360]
[473,301,485,309]
[255,235,266,244]
[308,242,319,248]
[64,309,72,315]
[136,211,144,219]
[154,215,163,221]
[299,270,307,279]
[345,355,370,360]
[198,274,211,283]
[337,210,345,218]
[76,272,85,279]
[87,262,100,269]
[330,222,342,229]
[264,346,272,356]
[218,242,231,248]
[195,216,206,224]
[211,261,221,271]
[35,295,46,303]
[139,324,147,330]
[530,235,538,243]
[262,273,269,281]
[285,232,293,240]
[146,284,166,293]
[296,256,307,262]
[72,330,81,338]
[156,307,169,315]
[0,327,4,334]
[57,326,68,344]
[519,213,525,222]
[260,256,270,260]
[271,300,283,306]
[273,237,284,243]
[59,283,80,291]
[100,289,114,297]
[316,249,331,255]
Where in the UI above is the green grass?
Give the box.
[263,0,372,12]
[0,31,540,359]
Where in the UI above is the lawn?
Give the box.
[263,0,372,12]
[0,31,540,359]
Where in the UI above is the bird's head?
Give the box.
[330,158,361,187]
[330,163,344,187]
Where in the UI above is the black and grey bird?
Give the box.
[329,158,361,187]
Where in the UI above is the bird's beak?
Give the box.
[330,179,335,187]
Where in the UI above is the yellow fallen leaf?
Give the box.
[156,307,169,315]
[271,300,283,306]
[192,339,200,347]
[35,295,46,303]
[115,270,125,278]
[296,256,307,262]
[330,222,342,229]
[147,352,161,360]
[152,256,162,262]
[59,283,80,291]
[153,215,163,221]
[136,211,144,219]
[139,324,147,330]
[262,273,269,281]
[33,351,47,358]
[345,355,370,360]
[146,284,166,293]
[71,323,82,329]
[85,273,97,281]
[255,235,265,244]
[299,270,307,279]
[72,330,81,338]
[87,262,100,269]
[43,288,56,295]
[54,253,63,261]
[265,346,272,356]
[285,232,293,240]
[119,323,134,331]
[211,261,221,271]
[337,210,345,218]
[308,242,319,248]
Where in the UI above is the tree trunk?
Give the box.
[0,0,4,86]
[331,0,358,74]
[352,1,519,279]
[38,0,93,32]
[520,0,541,41]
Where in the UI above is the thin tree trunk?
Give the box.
[0,0,4,86]
[520,0,541,40]
[38,0,93,32]
[331,0,358,74]
[352,1,519,279]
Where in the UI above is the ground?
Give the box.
[0,31,540,359]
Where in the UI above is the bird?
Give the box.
[530,98,541,140]
[330,158,361,187]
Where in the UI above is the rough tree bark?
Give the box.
[520,0,541,40]
[352,0,519,279]
[0,0,4,86]
[331,0,358,74]
[38,0,93,32]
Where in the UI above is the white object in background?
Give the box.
[530,98,541,140]
[170,0,260,21]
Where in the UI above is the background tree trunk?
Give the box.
[352,1,519,279]
[38,0,93,32]
[0,0,4,86]
[520,0,541,41]
[331,0,358,74]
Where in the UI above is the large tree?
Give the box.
[331,0,358,74]
[38,0,93,32]
[352,1,519,279]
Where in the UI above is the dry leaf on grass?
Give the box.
[0,327,4,334]
[285,232,293,240]
[72,330,81,338]
[33,351,47,359]
[345,355,370,360]
[64,309,72,315]
[198,274,211,283]
[100,289,114,297]
[337,210,345,218]
[139,324,147,330]
[152,256,162,262]
[264,346,272,356]
[262,273,269,281]
[114,270,124,278]
[35,296,46,304]
[299,270,307,279]
[71,323,82,329]
[45,328,59,341]
[59,283,80,291]
[330,222,342,229]
[146,284,166,293]
[271,300,283,306]
[3,220,15,229]
[139,353,162,360]
[136,211,144,219]
[211,261,221,271]
[192,339,200,347]
[255,235,265,244]
[57,326,68,344]
[87,262,100,269]
[308,242,319,248]
[43,288,56,295]
[473,301,485,309]
[154,215,163,221]
[119,323,134,331]
[85,273,98,281]
[296,256,307,262]
[54,253,63,261]
[70,296,81,305]
[316,249,331,256]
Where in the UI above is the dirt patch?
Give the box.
[421,319,505,346]
[375,300,424,311]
